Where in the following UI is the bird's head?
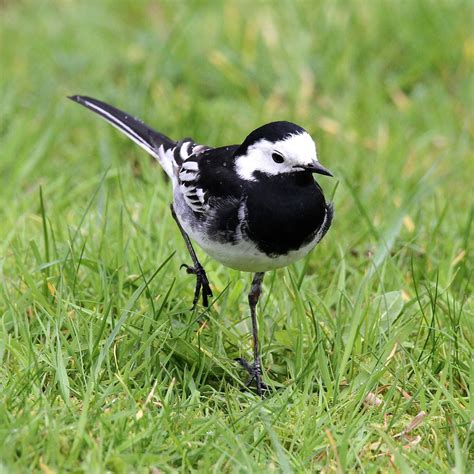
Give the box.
[234,121,333,181]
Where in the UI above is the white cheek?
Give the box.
[235,153,289,180]
[235,133,317,180]
[235,152,264,181]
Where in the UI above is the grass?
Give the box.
[0,0,472,471]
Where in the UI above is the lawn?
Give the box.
[1,0,472,472]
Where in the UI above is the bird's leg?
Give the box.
[236,272,269,396]
[170,204,213,308]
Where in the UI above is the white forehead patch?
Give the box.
[235,132,318,181]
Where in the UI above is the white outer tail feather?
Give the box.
[69,95,176,179]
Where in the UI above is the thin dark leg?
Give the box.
[236,272,268,396]
[249,272,266,395]
[170,204,213,308]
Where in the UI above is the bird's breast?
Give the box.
[244,176,327,257]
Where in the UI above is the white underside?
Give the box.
[180,221,320,272]
[202,238,318,272]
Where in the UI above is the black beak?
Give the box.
[296,161,333,177]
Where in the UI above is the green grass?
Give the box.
[1,0,472,471]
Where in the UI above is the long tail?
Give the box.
[68,95,176,178]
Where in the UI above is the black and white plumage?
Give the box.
[69,95,334,396]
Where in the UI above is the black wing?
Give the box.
[178,145,242,215]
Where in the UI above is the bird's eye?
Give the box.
[272,152,284,164]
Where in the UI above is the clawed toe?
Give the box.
[235,358,270,396]
[180,263,213,308]
[180,263,197,275]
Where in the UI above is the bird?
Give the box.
[68,95,334,396]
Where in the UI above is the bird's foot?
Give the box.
[235,357,270,397]
[180,263,213,308]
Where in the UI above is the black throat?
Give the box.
[244,171,328,256]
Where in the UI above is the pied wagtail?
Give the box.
[69,95,334,396]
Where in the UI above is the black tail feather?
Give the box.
[68,95,175,159]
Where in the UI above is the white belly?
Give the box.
[185,226,318,272]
